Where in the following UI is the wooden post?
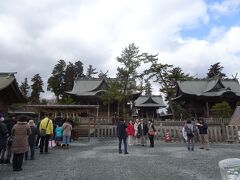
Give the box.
[97,117,100,138]
[88,117,90,141]
[108,99,110,124]
[221,123,226,142]
[206,102,209,117]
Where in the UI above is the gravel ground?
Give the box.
[1,139,240,180]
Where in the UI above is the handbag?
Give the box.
[148,131,156,136]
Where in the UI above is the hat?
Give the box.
[28,120,35,126]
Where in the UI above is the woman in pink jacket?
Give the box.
[127,120,134,146]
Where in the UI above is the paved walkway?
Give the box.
[1,139,240,180]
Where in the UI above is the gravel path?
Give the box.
[1,139,240,180]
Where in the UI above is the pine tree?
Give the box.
[47,59,66,101]
[30,74,44,104]
[86,65,98,78]
[75,60,85,78]
[207,62,226,78]
[144,79,152,96]
[145,62,192,119]
[64,62,77,92]
[115,43,144,115]
[19,78,30,100]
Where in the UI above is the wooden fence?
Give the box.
[81,125,240,143]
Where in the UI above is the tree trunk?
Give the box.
[169,100,176,120]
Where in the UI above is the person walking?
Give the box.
[0,113,8,164]
[197,119,209,150]
[11,116,31,171]
[184,120,196,151]
[134,119,141,145]
[127,120,134,146]
[39,113,53,154]
[137,119,149,146]
[25,120,38,160]
[148,120,156,148]
[116,118,128,154]
[35,121,41,149]
[62,119,72,149]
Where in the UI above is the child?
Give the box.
[25,120,38,160]
[55,124,63,148]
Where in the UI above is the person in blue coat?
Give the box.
[116,118,128,154]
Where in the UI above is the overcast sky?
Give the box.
[1,0,240,99]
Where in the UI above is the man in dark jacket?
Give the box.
[137,119,149,146]
[0,113,8,164]
[116,118,128,154]
[3,115,16,164]
[197,119,209,150]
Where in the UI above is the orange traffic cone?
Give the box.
[165,130,171,143]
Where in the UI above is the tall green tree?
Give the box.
[144,79,152,96]
[75,60,85,78]
[19,77,30,100]
[47,59,66,101]
[145,61,192,119]
[116,43,155,115]
[86,65,98,78]
[30,74,44,104]
[64,62,77,92]
[207,62,226,78]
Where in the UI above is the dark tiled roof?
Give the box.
[176,78,240,97]
[67,78,107,96]
[135,95,166,107]
[0,73,15,90]
[67,78,140,96]
[0,72,26,103]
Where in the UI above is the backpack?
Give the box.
[185,125,194,137]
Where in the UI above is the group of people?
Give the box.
[182,118,209,151]
[117,117,210,154]
[117,118,156,154]
[0,112,73,172]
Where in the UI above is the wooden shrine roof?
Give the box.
[135,95,166,108]
[0,72,26,103]
[175,77,240,100]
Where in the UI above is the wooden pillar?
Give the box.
[38,111,41,123]
[108,99,110,124]
[206,101,209,117]
[88,117,90,142]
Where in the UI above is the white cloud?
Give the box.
[209,0,240,16]
[0,0,240,98]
